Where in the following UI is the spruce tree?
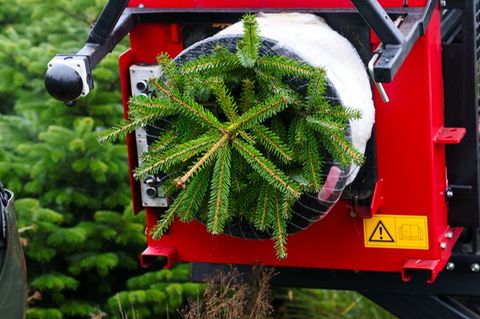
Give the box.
[101,14,363,258]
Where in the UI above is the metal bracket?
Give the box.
[140,245,177,269]
[401,227,462,283]
[352,0,438,82]
[434,127,466,144]
[352,179,384,218]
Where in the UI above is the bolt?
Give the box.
[440,242,447,249]
[144,176,156,185]
[440,0,446,7]
[471,263,480,272]
[350,210,357,218]
[446,231,453,239]
[446,262,455,271]
[138,3,144,8]
[446,189,454,199]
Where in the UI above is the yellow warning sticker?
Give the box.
[363,214,429,250]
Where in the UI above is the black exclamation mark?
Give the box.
[379,226,383,240]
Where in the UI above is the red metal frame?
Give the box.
[127,0,429,9]
[119,0,462,281]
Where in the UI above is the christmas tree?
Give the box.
[101,14,363,259]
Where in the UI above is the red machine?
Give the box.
[44,0,480,317]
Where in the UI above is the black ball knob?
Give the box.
[44,64,84,102]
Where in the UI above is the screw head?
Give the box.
[440,242,447,249]
[446,262,455,271]
[471,263,480,272]
[446,231,453,239]
[446,189,454,199]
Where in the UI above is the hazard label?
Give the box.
[363,214,428,250]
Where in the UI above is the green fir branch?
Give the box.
[228,95,289,132]
[135,133,218,178]
[233,139,301,198]
[255,183,273,231]
[305,116,344,134]
[236,13,260,67]
[176,133,230,188]
[281,193,294,220]
[150,79,224,131]
[303,130,324,191]
[271,190,287,259]
[306,70,328,112]
[252,125,293,163]
[147,131,177,154]
[180,52,240,76]
[176,167,211,222]
[150,191,187,239]
[209,78,239,121]
[256,55,317,78]
[325,133,364,166]
[98,113,161,144]
[128,95,176,114]
[157,53,184,90]
[239,78,257,112]
[317,106,362,122]
[207,145,232,234]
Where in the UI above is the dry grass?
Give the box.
[182,266,276,319]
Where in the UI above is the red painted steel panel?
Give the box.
[119,49,143,214]
[120,3,457,278]
[128,0,428,9]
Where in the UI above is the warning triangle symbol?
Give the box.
[369,221,394,243]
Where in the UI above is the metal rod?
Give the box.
[368,50,390,103]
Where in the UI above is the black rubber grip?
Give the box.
[87,0,129,45]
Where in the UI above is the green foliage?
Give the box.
[274,289,396,319]
[107,264,203,319]
[103,14,363,259]
[27,308,63,319]
[0,0,197,317]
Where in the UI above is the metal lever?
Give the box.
[367,16,405,103]
[368,47,390,103]
[351,0,436,83]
